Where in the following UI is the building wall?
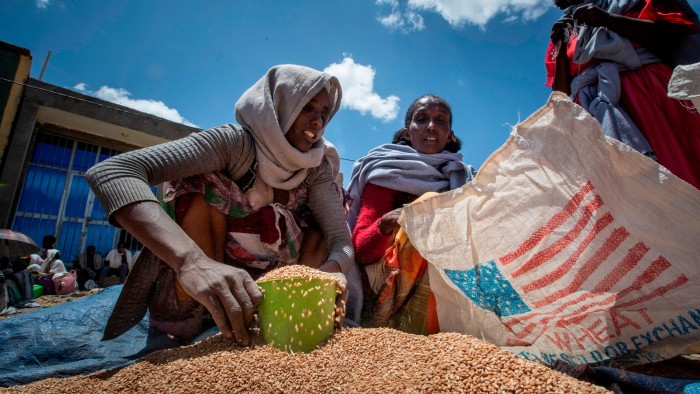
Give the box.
[0,41,200,258]
[0,41,31,167]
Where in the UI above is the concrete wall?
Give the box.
[0,41,32,167]
[0,76,200,228]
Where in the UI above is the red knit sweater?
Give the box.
[352,183,417,265]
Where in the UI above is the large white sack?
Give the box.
[401,92,700,366]
[668,61,700,110]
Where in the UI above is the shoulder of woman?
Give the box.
[203,123,251,143]
[199,124,256,177]
[306,157,335,184]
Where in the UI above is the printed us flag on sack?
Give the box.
[401,92,700,366]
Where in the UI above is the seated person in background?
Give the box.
[1,256,34,306]
[99,243,132,285]
[74,245,104,290]
[27,249,68,295]
[347,94,475,334]
[0,270,8,313]
[86,64,354,345]
[39,235,60,260]
[0,257,13,279]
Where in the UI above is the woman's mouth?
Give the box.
[304,130,316,139]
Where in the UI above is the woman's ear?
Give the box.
[450,131,457,142]
[401,128,411,141]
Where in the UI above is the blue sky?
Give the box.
[3,0,700,185]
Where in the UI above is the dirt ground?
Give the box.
[0,287,103,320]
[0,275,121,321]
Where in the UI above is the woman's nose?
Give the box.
[310,111,323,127]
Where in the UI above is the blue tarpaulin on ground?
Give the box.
[0,286,150,387]
[0,285,220,388]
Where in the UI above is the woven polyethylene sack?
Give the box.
[668,61,700,111]
[401,92,700,366]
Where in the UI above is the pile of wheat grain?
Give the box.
[257,264,341,283]
[4,327,609,393]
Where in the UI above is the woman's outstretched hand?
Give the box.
[319,260,348,329]
[177,257,264,346]
[379,208,403,235]
[551,17,573,48]
[112,201,265,346]
[572,4,611,27]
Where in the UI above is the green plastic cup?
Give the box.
[257,276,338,353]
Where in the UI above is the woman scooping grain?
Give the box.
[86,65,356,347]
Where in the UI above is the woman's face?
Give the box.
[286,89,331,152]
[404,97,453,154]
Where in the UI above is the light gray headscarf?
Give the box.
[567,0,656,157]
[235,64,342,190]
[572,0,646,68]
[346,144,475,231]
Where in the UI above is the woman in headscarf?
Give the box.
[346,94,475,334]
[27,249,68,295]
[86,64,355,346]
[546,0,700,188]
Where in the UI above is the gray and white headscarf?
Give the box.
[346,144,475,231]
[235,64,342,190]
[571,0,647,68]
[566,0,657,157]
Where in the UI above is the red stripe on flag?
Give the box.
[513,196,604,279]
[506,256,683,338]
[501,181,595,266]
[533,227,629,308]
[617,275,688,308]
[556,273,687,327]
[522,212,613,293]
[592,242,649,293]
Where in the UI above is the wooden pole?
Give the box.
[38,50,52,81]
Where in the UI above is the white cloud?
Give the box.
[36,0,50,9]
[72,83,197,127]
[376,0,425,32]
[379,0,551,30]
[73,82,87,92]
[323,57,400,123]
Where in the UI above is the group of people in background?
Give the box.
[0,235,140,314]
[73,243,135,290]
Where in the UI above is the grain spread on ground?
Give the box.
[4,328,609,393]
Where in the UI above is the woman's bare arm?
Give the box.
[112,200,263,346]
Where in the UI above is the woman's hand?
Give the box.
[177,256,263,346]
[318,260,348,329]
[572,4,611,27]
[111,201,265,345]
[551,17,573,49]
[379,208,403,235]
